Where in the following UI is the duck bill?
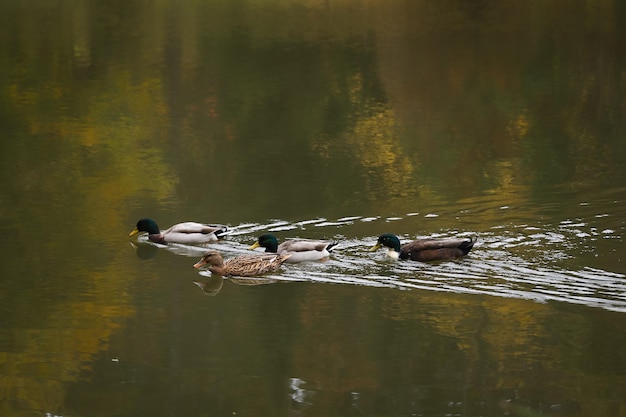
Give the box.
[369,243,382,252]
[129,227,140,237]
[193,260,207,269]
[248,242,261,250]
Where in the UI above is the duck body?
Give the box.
[129,218,228,245]
[370,233,476,262]
[193,250,291,277]
[249,233,338,263]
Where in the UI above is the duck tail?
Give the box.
[460,236,477,255]
[326,242,339,252]
[278,253,292,264]
[214,226,230,239]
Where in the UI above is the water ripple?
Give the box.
[179,211,625,313]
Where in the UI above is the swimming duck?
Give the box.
[370,233,477,262]
[193,250,291,277]
[129,218,228,245]
[248,233,338,263]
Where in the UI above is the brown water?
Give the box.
[1,1,626,416]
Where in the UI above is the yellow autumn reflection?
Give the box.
[0,269,133,415]
[347,107,414,193]
[3,50,175,417]
[507,113,529,141]
[1,0,626,416]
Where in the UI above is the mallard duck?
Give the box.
[129,218,228,245]
[370,233,477,262]
[248,233,338,263]
[193,250,291,277]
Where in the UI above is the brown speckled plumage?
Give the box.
[193,251,291,277]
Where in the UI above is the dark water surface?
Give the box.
[1,1,626,416]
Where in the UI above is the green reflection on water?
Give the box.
[1,1,625,416]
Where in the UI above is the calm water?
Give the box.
[1,1,626,416]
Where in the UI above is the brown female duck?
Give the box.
[193,250,291,277]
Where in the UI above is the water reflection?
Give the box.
[130,241,159,260]
[2,0,626,416]
[130,206,624,312]
[192,275,223,296]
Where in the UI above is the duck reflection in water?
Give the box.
[193,275,224,296]
[193,272,277,293]
[130,241,159,260]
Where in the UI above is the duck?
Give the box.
[370,233,477,262]
[193,250,291,277]
[129,218,228,245]
[248,233,338,263]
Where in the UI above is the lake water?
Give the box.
[1,1,626,416]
